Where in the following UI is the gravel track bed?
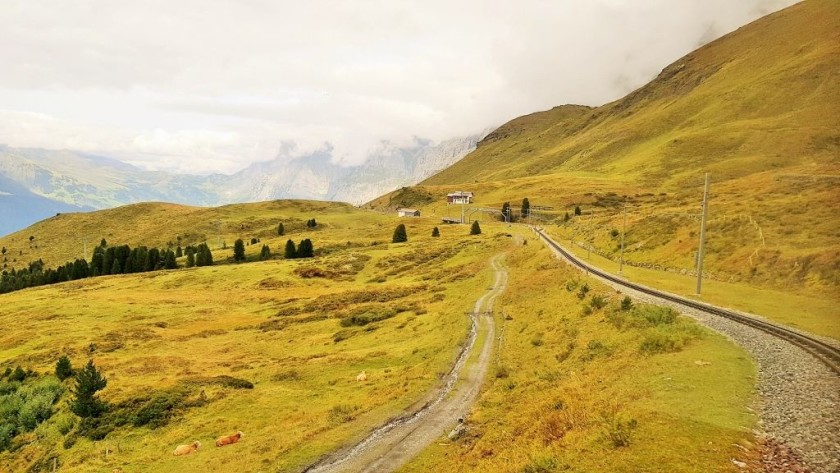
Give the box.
[539,235,840,473]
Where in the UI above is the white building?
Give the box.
[446,191,474,204]
[397,208,421,217]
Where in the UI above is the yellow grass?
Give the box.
[402,228,757,472]
[0,204,512,472]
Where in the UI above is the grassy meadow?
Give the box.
[0,202,512,472]
[402,228,757,473]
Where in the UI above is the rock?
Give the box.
[731,458,747,468]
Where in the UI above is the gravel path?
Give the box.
[536,231,840,473]
[303,253,507,473]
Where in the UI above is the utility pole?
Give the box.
[587,213,593,259]
[619,204,626,274]
[696,173,710,295]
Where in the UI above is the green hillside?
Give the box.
[373,0,839,301]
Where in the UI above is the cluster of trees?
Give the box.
[0,241,189,295]
[284,239,314,259]
[306,219,318,228]
[90,244,177,276]
[184,243,214,268]
[500,198,533,222]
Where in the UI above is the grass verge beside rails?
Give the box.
[542,226,840,341]
[401,229,757,473]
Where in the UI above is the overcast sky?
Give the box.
[0,0,797,174]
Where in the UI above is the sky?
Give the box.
[0,0,798,175]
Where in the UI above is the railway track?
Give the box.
[533,227,840,376]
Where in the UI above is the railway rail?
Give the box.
[533,227,840,376]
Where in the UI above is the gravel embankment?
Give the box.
[538,232,840,473]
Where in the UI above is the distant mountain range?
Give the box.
[0,132,486,236]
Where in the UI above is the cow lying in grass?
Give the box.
[173,440,201,456]
[216,431,244,447]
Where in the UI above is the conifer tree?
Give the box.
[186,247,196,268]
[521,198,530,219]
[175,246,182,258]
[297,239,314,258]
[431,227,440,237]
[164,251,177,269]
[56,356,73,381]
[284,239,297,259]
[500,202,511,222]
[70,360,108,418]
[392,224,407,243]
[470,220,482,235]
[233,239,246,262]
[277,223,285,236]
[574,205,582,216]
[259,244,271,260]
[110,259,121,275]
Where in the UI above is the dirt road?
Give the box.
[304,253,507,473]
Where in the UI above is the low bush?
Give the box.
[327,404,360,424]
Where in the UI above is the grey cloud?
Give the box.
[0,0,799,172]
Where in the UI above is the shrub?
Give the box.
[133,391,187,428]
[327,404,359,424]
[9,366,26,382]
[522,455,559,473]
[431,227,440,237]
[576,283,589,300]
[589,295,608,310]
[620,296,633,311]
[639,330,690,355]
[604,413,638,448]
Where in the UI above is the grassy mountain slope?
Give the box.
[0,203,758,472]
[373,0,839,303]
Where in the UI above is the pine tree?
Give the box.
[277,223,285,236]
[563,212,570,222]
[297,239,314,258]
[521,198,530,219]
[574,205,582,216]
[284,239,297,259]
[186,248,196,268]
[110,258,121,275]
[500,202,511,222]
[234,239,246,262]
[431,227,440,237]
[70,360,108,418]
[470,220,482,235]
[100,239,107,247]
[56,356,73,381]
[164,251,177,269]
[259,244,271,260]
[392,224,407,243]
[175,246,182,258]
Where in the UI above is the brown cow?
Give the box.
[215,431,244,447]
[173,440,201,456]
